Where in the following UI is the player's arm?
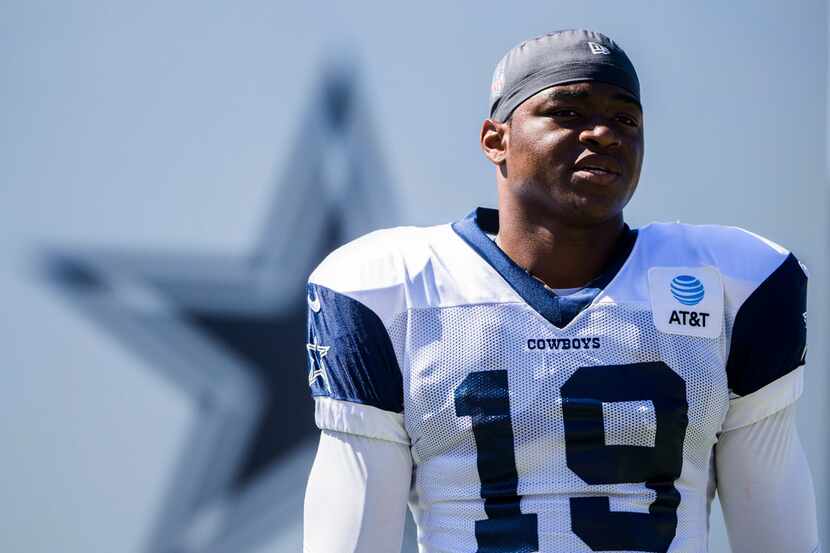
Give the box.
[304,429,411,553]
[302,275,412,553]
[716,252,819,552]
[715,404,819,553]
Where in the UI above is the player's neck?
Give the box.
[495,208,626,290]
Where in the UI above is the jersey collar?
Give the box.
[451,207,638,329]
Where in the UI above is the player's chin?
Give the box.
[567,179,634,213]
[561,193,628,226]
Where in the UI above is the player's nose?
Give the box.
[579,124,621,150]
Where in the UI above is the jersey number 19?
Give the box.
[454,361,688,553]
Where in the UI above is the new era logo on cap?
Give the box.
[587,41,610,55]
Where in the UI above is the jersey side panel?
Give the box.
[725,253,807,396]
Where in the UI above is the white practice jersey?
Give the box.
[305,207,808,553]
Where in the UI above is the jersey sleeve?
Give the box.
[305,229,411,445]
[722,252,808,431]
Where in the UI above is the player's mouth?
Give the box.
[572,157,623,185]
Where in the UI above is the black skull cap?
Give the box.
[489,29,640,122]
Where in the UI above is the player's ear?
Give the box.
[480,118,508,165]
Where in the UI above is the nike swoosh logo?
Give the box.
[308,291,321,313]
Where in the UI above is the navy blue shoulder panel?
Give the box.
[726,253,807,396]
[306,283,404,413]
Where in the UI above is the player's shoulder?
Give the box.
[309,224,444,291]
[639,226,810,404]
[308,223,454,323]
[637,221,802,285]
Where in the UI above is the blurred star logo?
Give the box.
[41,61,400,553]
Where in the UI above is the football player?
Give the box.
[303,30,820,552]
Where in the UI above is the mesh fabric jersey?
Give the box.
[305,207,807,553]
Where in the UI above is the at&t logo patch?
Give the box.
[649,267,723,338]
[670,275,704,305]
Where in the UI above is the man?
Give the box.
[303,29,820,553]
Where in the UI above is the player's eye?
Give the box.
[550,109,580,118]
[616,114,639,127]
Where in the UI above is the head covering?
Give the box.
[489,29,640,122]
